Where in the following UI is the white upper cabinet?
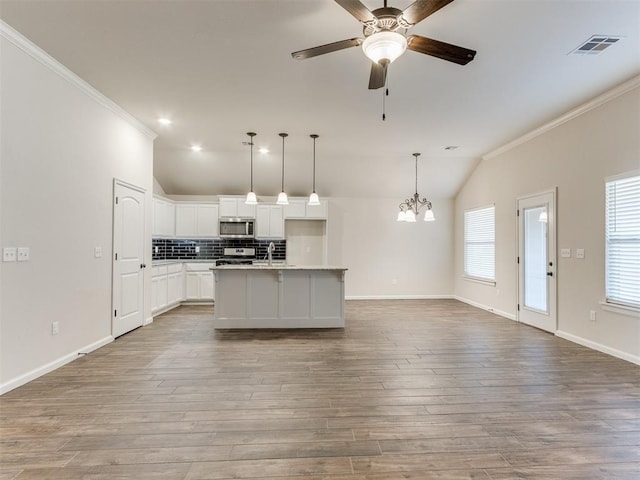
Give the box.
[256,205,284,239]
[283,198,328,220]
[175,203,219,237]
[219,197,255,218]
[152,197,176,237]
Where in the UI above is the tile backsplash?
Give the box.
[152,238,286,261]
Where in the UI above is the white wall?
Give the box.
[454,78,640,362]
[285,220,326,266]
[0,25,155,392]
[328,197,453,299]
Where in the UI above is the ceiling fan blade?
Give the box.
[334,0,376,24]
[292,38,363,60]
[368,61,387,90]
[401,0,455,25]
[407,35,476,65]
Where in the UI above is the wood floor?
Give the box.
[1,300,639,479]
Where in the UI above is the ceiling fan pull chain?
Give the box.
[382,87,386,121]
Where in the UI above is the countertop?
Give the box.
[211,265,347,271]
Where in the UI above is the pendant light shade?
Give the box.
[308,134,320,206]
[245,132,257,205]
[423,209,435,221]
[277,133,289,205]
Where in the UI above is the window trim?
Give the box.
[463,203,496,285]
[604,170,640,313]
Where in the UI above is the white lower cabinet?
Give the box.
[185,263,215,301]
[152,263,184,314]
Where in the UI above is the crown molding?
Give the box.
[483,74,640,161]
[0,20,157,140]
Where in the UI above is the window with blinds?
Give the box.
[605,174,640,309]
[464,205,496,282]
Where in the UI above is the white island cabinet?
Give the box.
[211,265,347,328]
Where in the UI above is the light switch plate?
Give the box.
[576,248,585,259]
[3,247,17,262]
[94,247,102,258]
[17,247,29,261]
[560,248,571,258]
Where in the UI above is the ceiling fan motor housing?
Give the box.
[363,7,409,37]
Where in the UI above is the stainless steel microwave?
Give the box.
[219,219,254,238]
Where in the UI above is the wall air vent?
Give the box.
[570,35,621,55]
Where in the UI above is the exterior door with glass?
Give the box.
[517,190,556,333]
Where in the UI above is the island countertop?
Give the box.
[210,264,347,271]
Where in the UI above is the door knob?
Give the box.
[140,263,146,269]
[546,271,553,277]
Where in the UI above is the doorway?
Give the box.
[112,180,146,337]
[517,189,557,333]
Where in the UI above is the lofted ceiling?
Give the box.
[1,0,639,200]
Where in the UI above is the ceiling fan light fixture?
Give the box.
[362,31,407,64]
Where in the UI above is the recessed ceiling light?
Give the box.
[158,117,172,125]
[258,147,269,154]
[191,145,202,152]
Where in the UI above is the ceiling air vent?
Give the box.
[570,35,621,55]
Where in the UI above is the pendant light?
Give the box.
[308,134,320,206]
[245,132,257,205]
[276,133,289,205]
[397,153,435,222]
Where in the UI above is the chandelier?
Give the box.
[397,153,435,222]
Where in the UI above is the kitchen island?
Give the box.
[210,265,347,328]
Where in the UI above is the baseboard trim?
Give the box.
[144,316,154,326]
[555,330,640,366]
[0,335,114,395]
[345,295,455,301]
[452,295,517,321]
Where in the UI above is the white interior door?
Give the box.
[113,181,145,337]
[517,190,556,333]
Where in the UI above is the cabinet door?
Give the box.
[157,275,168,309]
[219,198,237,217]
[236,200,256,218]
[175,204,197,237]
[197,204,219,237]
[306,200,328,219]
[200,272,215,300]
[168,272,183,304]
[152,276,162,312]
[284,199,306,219]
[269,205,284,238]
[185,272,200,299]
[255,205,271,238]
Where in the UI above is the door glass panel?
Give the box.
[524,206,548,312]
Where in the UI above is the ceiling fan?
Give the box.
[291,0,476,89]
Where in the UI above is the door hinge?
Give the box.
[517,304,520,311]
[115,197,119,205]
[114,309,117,317]
[517,209,520,216]
[517,256,520,264]
[115,252,118,261]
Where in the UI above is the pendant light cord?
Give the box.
[279,133,288,192]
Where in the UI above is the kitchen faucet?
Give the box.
[267,242,275,266]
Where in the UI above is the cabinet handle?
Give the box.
[140,263,147,269]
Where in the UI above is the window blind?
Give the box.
[606,174,640,309]
[464,205,495,282]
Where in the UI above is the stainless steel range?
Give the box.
[215,247,256,266]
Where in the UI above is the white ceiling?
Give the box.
[1,0,639,199]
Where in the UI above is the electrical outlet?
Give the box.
[392,279,398,285]
[3,247,17,262]
[51,321,60,335]
[589,310,596,322]
[17,247,30,261]
[195,246,200,253]
[154,246,159,254]
[576,248,585,259]
[560,248,571,258]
